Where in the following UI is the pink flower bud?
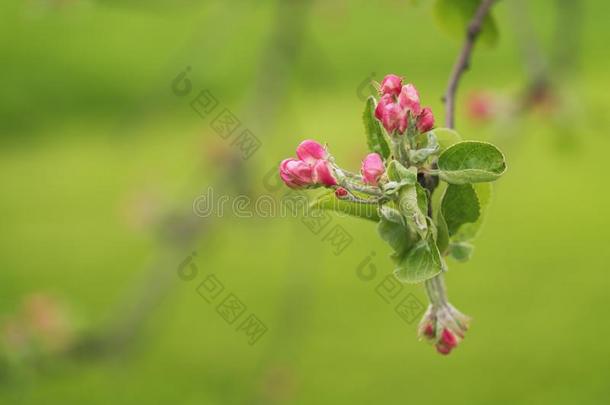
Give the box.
[335,187,348,198]
[313,160,337,186]
[279,158,314,189]
[296,139,327,165]
[361,153,385,185]
[416,107,435,133]
[440,328,458,348]
[398,84,422,116]
[436,342,452,355]
[423,323,435,338]
[374,94,394,121]
[379,102,405,134]
[379,74,402,97]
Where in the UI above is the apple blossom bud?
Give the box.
[423,323,435,338]
[361,153,385,185]
[436,329,458,355]
[379,74,402,97]
[436,343,452,355]
[279,158,314,189]
[440,328,458,348]
[398,84,422,116]
[374,94,394,121]
[313,160,337,186]
[417,107,435,133]
[335,187,348,198]
[296,139,327,165]
[379,102,404,134]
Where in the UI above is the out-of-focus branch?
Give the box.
[443,0,496,128]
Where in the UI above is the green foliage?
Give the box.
[393,234,444,283]
[383,160,417,196]
[452,182,491,242]
[433,0,499,47]
[435,209,450,255]
[378,212,414,257]
[441,183,480,236]
[309,192,380,222]
[363,96,391,159]
[398,184,428,238]
[448,242,474,262]
[429,127,462,152]
[440,182,491,262]
[437,141,506,184]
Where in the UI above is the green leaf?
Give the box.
[438,141,506,184]
[393,234,444,284]
[435,210,450,255]
[433,0,499,47]
[449,242,474,262]
[441,184,480,236]
[441,183,492,241]
[378,216,415,258]
[378,205,404,225]
[363,96,391,159]
[453,183,491,242]
[386,160,417,183]
[398,184,428,238]
[429,128,462,152]
[310,192,380,222]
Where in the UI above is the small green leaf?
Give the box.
[429,128,462,152]
[441,184,480,236]
[435,210,450,255]
[449,242,474,262]
[379,206,404,225]
[438,141,506,184]
[386,160,417,184]
[433,0,499,47]
[398,184,428,238]
[441,183,492,242]
[409,133,440,164]
[363,96,391,159]
[378,216,415,257]
[453,183,491,242]
[310,192,380,222]
[393,234,444,284]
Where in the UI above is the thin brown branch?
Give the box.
[443,0,497,129]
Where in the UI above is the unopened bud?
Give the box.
[416,107,435,133]
[313,160,337,186]
[398,84,422,116]
[335,187,348,198]
[279,158,314,189]
[379,74,403,97]
[296,139,327,165]
[361,153,385,185]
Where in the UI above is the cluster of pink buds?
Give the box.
[280,141,389,196]
[279,140,336,189]
[418,303,470,355]
[375,74,435,135]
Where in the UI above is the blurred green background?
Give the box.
[1,0,610,403]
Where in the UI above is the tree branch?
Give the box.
[443,0,497,129]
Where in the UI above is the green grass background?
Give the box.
[1,0,610,403]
